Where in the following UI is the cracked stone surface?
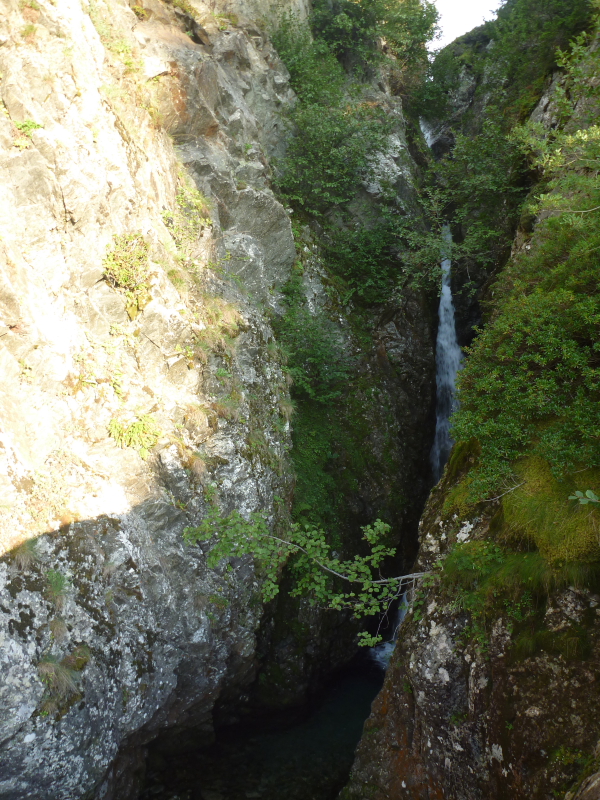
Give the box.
[342,476,600,800]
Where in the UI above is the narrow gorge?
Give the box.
[0,0,599,798]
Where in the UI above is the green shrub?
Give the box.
[275,304,352,403]
[404,0,596,309]
[437,115,528,261]
[451,47,600,497]
[452,201,600,493]
[271,16,345,106]
[103,233,149,291]
[413,0,593,123]
[271,5,441,300]
[14,119,43,137]
[290,401,353,531]
[103,233,151,319]
[513,625,591,661]
[322,211,404,303]
[490,0,594,118]
[310,0,437,75]
[108,414,160,459]
[277,102,392,215]
[442,536,600,653]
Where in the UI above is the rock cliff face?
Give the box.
[0,0,436,796]
[342,473,600,800]
[0,0,300,796]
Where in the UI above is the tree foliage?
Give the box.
[277,102,392,215]
[451,33,600,496]
[275,300,352,403]
[184,509,425,645]
[271,0,441,301]
[412,0,594,123]
[310,0,438,73]
[322,209,408,302]
[491,0,595,115]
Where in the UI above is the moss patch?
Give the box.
[503,457,600,565]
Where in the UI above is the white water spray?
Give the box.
[430,226,463,482]
[419,118,436,149]
[369,594,409,671]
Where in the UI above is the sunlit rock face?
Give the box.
[0,0,301,795]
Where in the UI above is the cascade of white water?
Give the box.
[369,593,409,670]
[419,118,436,149]
[430,226,463,482]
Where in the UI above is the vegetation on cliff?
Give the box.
[273,0,438,302]
[341,7,600,799]
[419,0,600,673]
[264,1,438,552]
[184,509,425,645]
[414,0,593,124]
[451,16,600,504]
[185,1,440,652]
[397,0,600,507]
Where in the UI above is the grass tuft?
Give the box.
[37,655,79,697]
[103,233,151,319]
[11,538,40,571]
[46,569,70,611]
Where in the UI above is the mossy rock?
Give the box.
[439,439,483,519]
[442,476,477,519]
[503,456,600,564]
[444,438,481,485]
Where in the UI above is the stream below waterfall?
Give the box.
[141,658,383,800]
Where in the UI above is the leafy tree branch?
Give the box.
[184,510,428,645]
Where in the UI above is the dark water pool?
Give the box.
[141,661,382,800]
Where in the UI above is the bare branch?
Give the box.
[482,482,525,502]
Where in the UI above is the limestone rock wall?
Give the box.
[0,0,439,794]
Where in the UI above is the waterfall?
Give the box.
[369,593,409,670]
[419,118,436,149]
[430,226,463,482]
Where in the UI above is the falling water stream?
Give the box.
[369,593,408,670]
[430,226,463,482]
